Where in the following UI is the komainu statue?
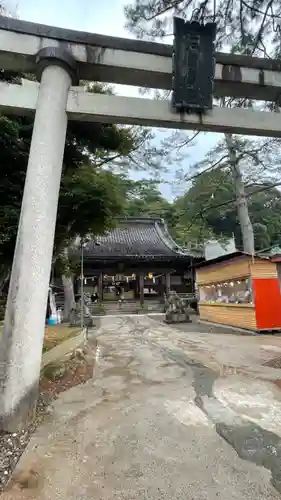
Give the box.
[164,291,191,324]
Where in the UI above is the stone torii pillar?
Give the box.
[0,48,78,431]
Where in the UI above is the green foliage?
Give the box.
[55,165,127,251]
[0,296,5,320]
[124,179,176,223]
[173,220,214,247]
[173,167,281,250]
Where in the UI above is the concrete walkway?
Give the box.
[3,316,281,499]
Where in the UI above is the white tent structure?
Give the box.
[204,237,237,261]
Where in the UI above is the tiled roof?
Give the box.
[82,218,202,261]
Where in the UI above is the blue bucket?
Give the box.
[48,316,57,325]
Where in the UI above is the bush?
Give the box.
[0,296,6,321]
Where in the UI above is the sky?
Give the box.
[11,0,221,199]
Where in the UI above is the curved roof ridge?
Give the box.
[154,220,188,256]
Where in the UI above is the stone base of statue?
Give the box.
[164,291,192,324]
[165,311,191,324]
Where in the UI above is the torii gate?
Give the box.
[1,15,281,430]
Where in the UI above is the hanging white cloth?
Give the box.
[48,287,57,316]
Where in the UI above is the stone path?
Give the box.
[3,316,281,499]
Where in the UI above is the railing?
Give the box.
[53,292,64,308]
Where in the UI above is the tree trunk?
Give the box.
[225,133,255,254]
[62,274,75,321]
[61,247,75,321]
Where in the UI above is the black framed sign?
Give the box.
[172,17,216,113]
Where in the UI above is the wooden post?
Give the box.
[74,277,79,297]
[139,272,144,306]
[98,272,103,301]
[165,272,171,297]
[190,259,195,294]
[133,276,138,299]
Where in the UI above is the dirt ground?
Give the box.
[43,325,80,352]
[40,339,96,397]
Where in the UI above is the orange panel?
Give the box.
[253,278,281,330]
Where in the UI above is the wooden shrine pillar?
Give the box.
[139,272,144,306]
[190,259,195,294]
[165,272,171,297]
[98,272,103,301]
[74,277,79,297]
[133,277,138,299]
